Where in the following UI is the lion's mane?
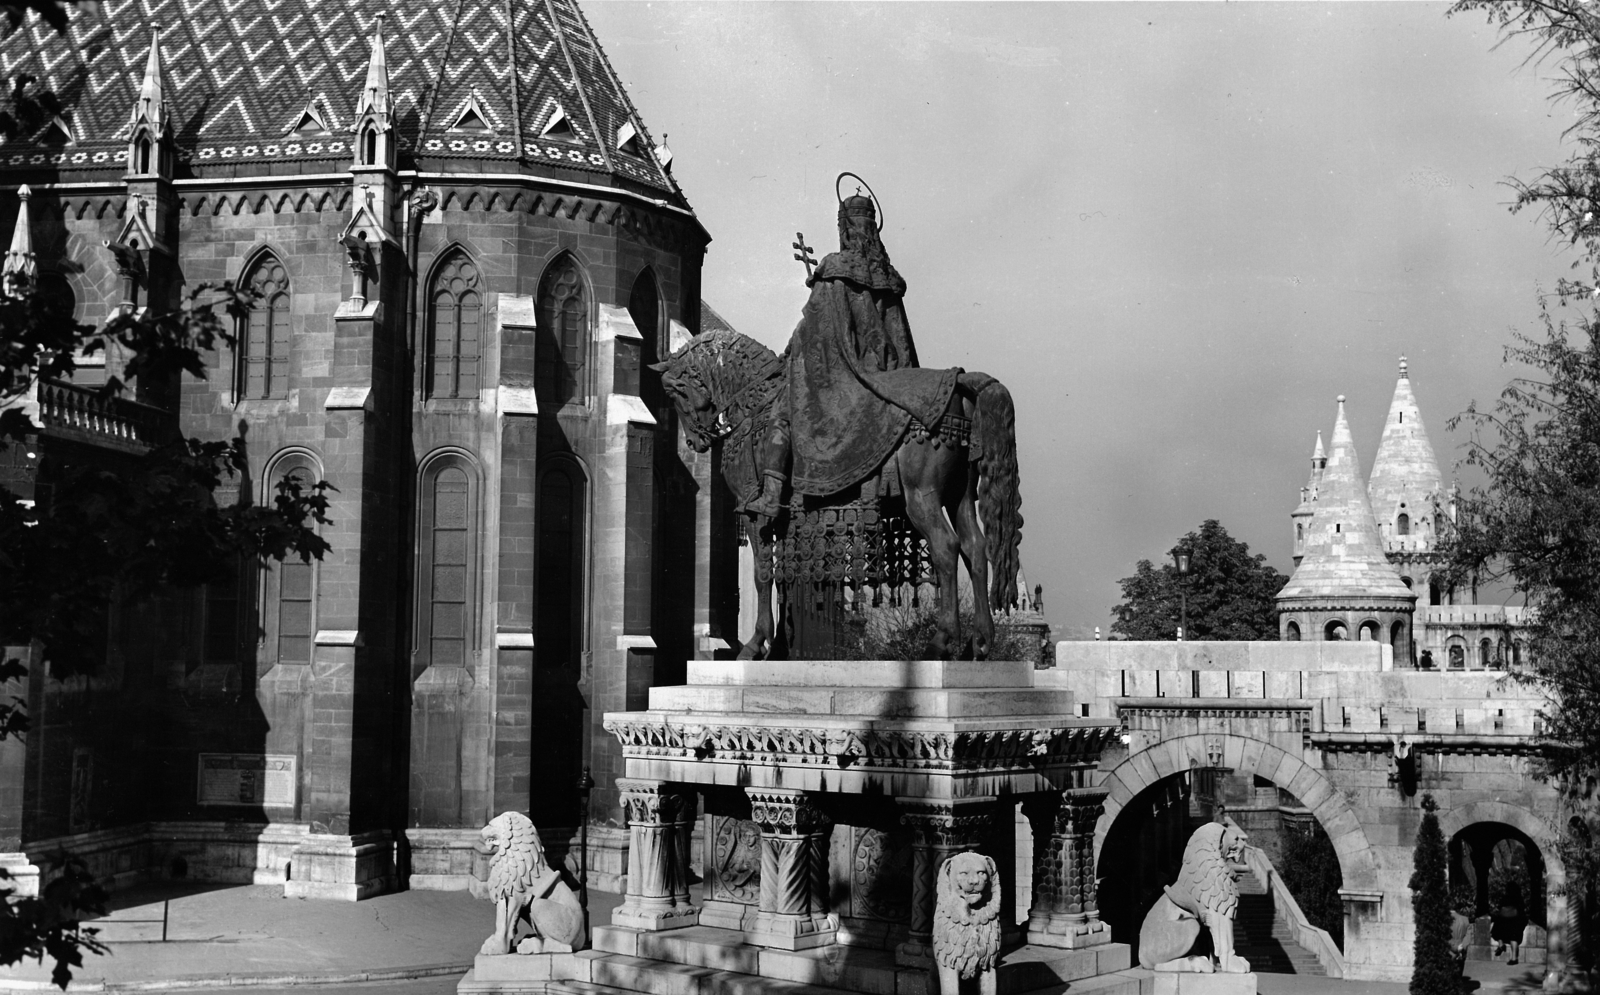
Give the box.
[485,810,547,903]
[1170,822,1242,919]
[933,851,1002,980]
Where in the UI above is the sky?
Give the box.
[584,1,1577,639]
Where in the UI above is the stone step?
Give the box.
[590,924,1135,995]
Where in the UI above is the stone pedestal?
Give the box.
[1153,972,1258,995]
[1023,785,1112,949]
[283,830,393,900]
[896,799,994,967]
[0,852,40,898]
[746,788,837,950]
[612,779,697,931]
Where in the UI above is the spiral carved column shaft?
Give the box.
[612,779,699,931]
[746,788,837,950]
[1023,786,1111,949]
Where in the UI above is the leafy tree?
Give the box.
[1447,2,1600,967]
[1412,795,1457,995]
[1110,520,1287,641]
[0,4,331,985]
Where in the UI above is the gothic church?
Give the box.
[0,0,738,898]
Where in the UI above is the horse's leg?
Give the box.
[953,458,992,660]
[739,517,776,660]
[899,440,963,660]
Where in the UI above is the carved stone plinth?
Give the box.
[1024,786,1111,949]
[282,831,394,901]
[895,798,995,967]
[746,788,836,950]
[612,779,698,931]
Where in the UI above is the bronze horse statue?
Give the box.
[651,329,1022,660]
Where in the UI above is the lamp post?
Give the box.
[1173,549,1192,641]
[576,766,595,941]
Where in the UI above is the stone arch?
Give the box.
[1437,800,1565,891]
[1094,733,1380,892]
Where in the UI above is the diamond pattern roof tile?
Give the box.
[0,0,685,204]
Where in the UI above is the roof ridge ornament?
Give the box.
[1398,355,1408,380]
[353,13,390,126]
[130,24,166,133]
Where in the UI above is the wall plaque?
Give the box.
[196,754,296,807]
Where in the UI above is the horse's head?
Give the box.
[650,329,780,453]
[650,345,722,453]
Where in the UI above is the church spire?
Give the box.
[350,14,395,173]
[4,185,34,298]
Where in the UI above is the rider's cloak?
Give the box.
[786,252,957,497]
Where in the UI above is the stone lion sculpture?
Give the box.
[1138,821,1252,974]
[479,811,586,956]
[932,851,1002,995]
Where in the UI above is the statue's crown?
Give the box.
[839,192,876,220]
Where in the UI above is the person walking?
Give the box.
[1491,883,1526,966]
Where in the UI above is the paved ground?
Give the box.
[0,881,1560,995]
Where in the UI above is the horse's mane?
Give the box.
[661,329,781,410]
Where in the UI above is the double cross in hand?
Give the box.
[792,232,817,278]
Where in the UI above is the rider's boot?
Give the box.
[747,470,786,518]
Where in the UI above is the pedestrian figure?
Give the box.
[1491,883,1526,966]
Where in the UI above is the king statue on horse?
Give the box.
[650,174,1023,661]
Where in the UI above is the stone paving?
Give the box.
[0,880,1550,995]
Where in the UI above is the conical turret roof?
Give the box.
[1279,396,1414,603]
[1367,356,1443,551]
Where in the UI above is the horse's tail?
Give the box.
[962,371,1023,611]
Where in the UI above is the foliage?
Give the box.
[1411,795,1457,995]
[0,8,330,985]
[1446,5,1600,962]
[1280,821,1345,948]
[1110,520,1287,641]
[843,596,1035,662]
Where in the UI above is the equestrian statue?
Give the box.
[651,175,1023,660]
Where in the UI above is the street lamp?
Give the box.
[576,766,595,942]
[1173,549,1192,641]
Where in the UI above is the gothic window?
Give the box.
[416,455,477,669]
[1396,513,1410,536]
[537,255,588,404]
[264,455,319,667]
[362,127,377,165]
[137,135,151,174]
[427,252,483,399]
[240,254,291,400]
[536,460,586,669]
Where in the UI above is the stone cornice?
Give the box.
[1310,731,1545,756]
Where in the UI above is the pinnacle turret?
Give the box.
[1279,395,1414,603]
[353,14,390,125]
[3,185,34,298]
[1291,430,1327,564]
[1368,355,1443,553]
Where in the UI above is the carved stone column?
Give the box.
[746,788,836,950]
[613,779,697,931]
[1023,786,1111,949]
[895,798,995,968]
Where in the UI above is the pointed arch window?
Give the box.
[537,254,588,404]
[1396,513,1410,536]
[272,459,318,666]
[427,252,482,399]
[416,454,479,670]
[362,127,377,165]
[137,135,151,174]
[240,254,291,400]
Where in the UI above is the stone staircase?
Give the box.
[1232,867,1326,976]
[460,923,1148,995]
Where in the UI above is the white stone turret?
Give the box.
[126,25,169,179]
[3,185,34,298]
[1290,430,1326,565]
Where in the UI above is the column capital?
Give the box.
[745,787,827,835]
[1057,787,1108,835]
[618,779,691,826]
[897,798,995,849]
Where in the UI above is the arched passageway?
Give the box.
[1437,802,1568,974]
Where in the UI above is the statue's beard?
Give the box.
[838,217,892,271]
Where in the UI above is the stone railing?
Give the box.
[1239,842,1345,978]
[36,379,167,449]
[1416,605,1530,627]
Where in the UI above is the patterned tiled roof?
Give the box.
[0,0,683,201]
